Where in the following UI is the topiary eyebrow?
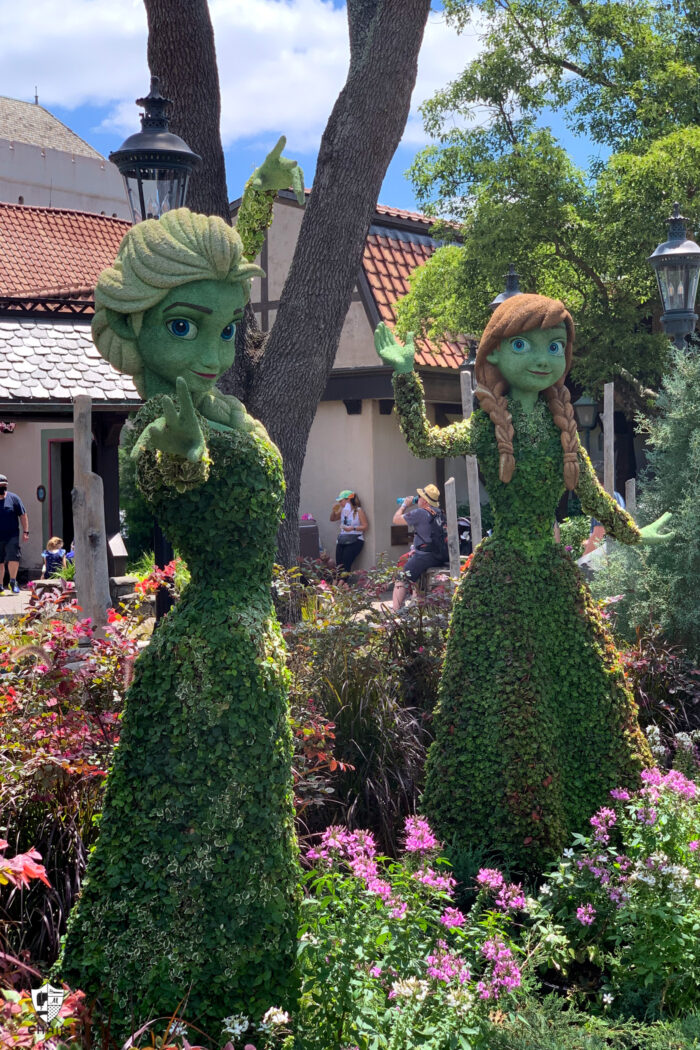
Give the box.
[164,301,213,315]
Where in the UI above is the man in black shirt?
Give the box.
[0,474,29,594]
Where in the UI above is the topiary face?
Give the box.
[486,323,568,396]
[136,278,246,399]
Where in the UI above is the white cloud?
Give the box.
[0,0,480,151]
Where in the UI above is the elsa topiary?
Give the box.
[375,295,674,876]
[58,198,300,1030]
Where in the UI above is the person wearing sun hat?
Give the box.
[391,482,446,610]
[330,488,369,573]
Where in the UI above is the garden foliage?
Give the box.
[57,400,300,1036]
[591,343,700,660]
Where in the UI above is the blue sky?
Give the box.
[1,0,604,213]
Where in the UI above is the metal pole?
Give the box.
[444,476,461,581]
[603,382,615,496]
[460,369,482,548]
[154,521,174,621]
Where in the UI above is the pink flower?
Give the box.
[426,940,470,984]
[370,965,382,979]
[413,867,456,894]
[610,788,631,801]
[689,840,699,852]
[403,816,439,853]
[440,907,466,928]
[476,868,504,891]
[478,939,522,999]
[495,881,527,912]
[390,901,408,919]
[576,903,596,926]
[590,807,617,844]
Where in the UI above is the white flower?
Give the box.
[446,985,474,1017]
[222,1013,249,1038]
[169,1021,188,1037]
[260,1006,291,1028]
[539,884,552,896]
[602,993,615,1006]
[391,978,429,1002]
[563,848,575,859]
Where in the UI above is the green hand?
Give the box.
[131,378,206,463]
[374,322,416,374]
[250,135,305,206]
[639,511,675,545]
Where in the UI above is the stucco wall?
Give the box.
[0,420,72,571]
[0,140,130,217]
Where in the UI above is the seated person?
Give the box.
[41,536,66,578]
[330,489,368,573]
[392,483,447,611]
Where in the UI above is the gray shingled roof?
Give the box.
[0,97,103,160]
[0,319,139,403]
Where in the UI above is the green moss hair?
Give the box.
[474,293,579,490]
[92,209,265,397]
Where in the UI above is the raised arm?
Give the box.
[374,322,473,459]
[235,135,305,262]
[576,442,642,545]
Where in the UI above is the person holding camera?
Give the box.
[330,489,368,573]
[392,483,447,611]
[0,473,29,594]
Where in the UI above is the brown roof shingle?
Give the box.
[0,203,129,299]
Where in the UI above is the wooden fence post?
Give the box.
[460,368,482,548]
[603,381,615,496]
[444,476,461,581]
[625,477,636,516]
[72,396,111,628]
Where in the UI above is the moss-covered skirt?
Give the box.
[58,402,299,1036]
[418,397,651,877]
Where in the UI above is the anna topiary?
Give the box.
[375,295,674,876]
[56,195,301,1036]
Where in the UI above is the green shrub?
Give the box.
[591,341,700,659]
[559,514,592,559]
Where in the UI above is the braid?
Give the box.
[544,384,579,490]
[475,379,515,483]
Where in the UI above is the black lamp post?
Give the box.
[572,393,599,453]
[489,263,523,311]
[647,203,700,350]
[111,75,201,620]
[110,76,201,224]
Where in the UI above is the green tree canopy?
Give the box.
[397,1,700,400]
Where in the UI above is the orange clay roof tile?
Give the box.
[362,228,470,370]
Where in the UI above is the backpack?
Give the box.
[424,509,449,563]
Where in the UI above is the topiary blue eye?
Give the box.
[166,319,198,340]
[548,340,565,355]
[510,337,530,353]
[221,323,236,341]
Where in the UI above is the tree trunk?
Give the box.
[143,0,230,221]
[143,0,432,564]
[248,0,431,563]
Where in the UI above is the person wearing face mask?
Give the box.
[0,474,29,594]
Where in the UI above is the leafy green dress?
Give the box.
[59,398,299,1035]
[394,372,651,875]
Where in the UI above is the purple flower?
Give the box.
[610,788,631,801]
[478,939,522,999]
[576,903,596,926]
[426,940,470,984]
